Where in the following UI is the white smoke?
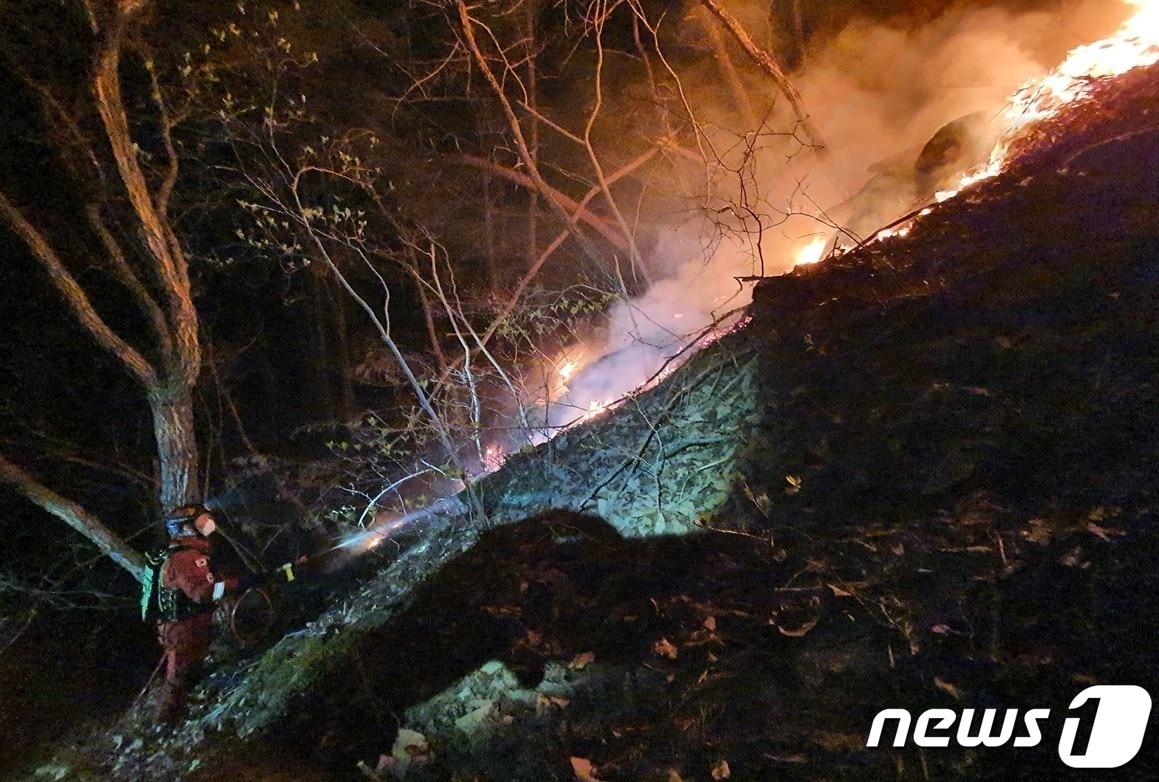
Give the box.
[532,0,1129,434]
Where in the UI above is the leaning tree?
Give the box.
[0,0,207,582]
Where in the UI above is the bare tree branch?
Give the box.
[456,0,610,268]
[0,453,146,583]
[698,0,826,151]
[0,191,160,389]
[454,154,630,252]
[471,143,662,354]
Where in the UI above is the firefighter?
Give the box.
[152,504,266,723]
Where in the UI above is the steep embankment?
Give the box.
[36,64,1159,781]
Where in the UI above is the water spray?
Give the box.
[224,493,469,645]
[305,495,469,566]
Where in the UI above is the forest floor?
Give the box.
[16,65,1159,781]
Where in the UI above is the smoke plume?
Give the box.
[530,0,1130,435]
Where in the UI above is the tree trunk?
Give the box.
[0,0,205,581]
[149,387,199,511]
[306,266,336,418]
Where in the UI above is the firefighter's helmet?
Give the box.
[163,504,210,538]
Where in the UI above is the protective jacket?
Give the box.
[161,535,243,605]
[154,535,242,722]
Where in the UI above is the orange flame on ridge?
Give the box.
[961,0,1159,190]
[804,0,1159,269]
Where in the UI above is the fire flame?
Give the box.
[875,225,910,241]
[1008,0,1159,121]
[794,237,828,267]
[961,0,1159,189]
[532,0,1158,441]
[358,2,1159,545]
[577,398,614,424]
[556,312,752,432]
[802,0,1159,269]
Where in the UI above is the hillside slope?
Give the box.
[32,63,1159,781]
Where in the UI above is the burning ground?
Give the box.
[24,39,1159,782]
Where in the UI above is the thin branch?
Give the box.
[471,143,662,354]
[142,52,181,215]
[581,2,651,283]
[697,0,826,152]
[517,100,584,146]
[454,153,629,252]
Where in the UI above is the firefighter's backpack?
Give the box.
[140,547,203,622]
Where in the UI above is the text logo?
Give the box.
[1057,685,1151,768]
[866,685,1151,769]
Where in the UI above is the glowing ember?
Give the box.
[558,397,620,430]
[697,313,752,349]
[558,359,579,381]
[794,237,828,267]
[876,225,911,241]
